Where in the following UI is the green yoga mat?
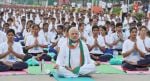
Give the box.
[27,63,54,74]
[51,72,95,81]
[96,64,125,74]
[117,55,123,60]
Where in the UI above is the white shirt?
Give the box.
[0,42,24,62]
[147,20,150,31]
[85,24,92,36]
[87,35,105,54]
[100,1,106,9]
[71,3,76,7]
[122,39,146,62]
[79,31,89,42]
[57,37,67,48]
[107,3,112,8]
[87,2,92,9]
[121,4,128,13]
[103,35,113,48]
[0,31,7,44]
[143,37,150,55]
[48,23,57,32]
[25,35,48,53]
[112,32,126,49]
[84,16,89,25]
[77,4,82,8]
[39,30,52,45]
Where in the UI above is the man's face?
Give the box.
[69,30,79,42]
[130,29,137,38]
[33,26,40,35]
[3,24,9,32]
[21,20,26,26]
[116,26,122,32]
[43,24,48,32]
[92,28,99,35]
[93,19,98,25]
[57,27,63,34]
[79,24,84,31]
[140,27,147,36]
[7,32,14,42]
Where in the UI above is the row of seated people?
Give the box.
[1,25,150,77]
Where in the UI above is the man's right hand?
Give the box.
[54,64,59,69]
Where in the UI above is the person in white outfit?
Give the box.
[122,27,150,71]
[55,27,96,78]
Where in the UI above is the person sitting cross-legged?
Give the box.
[54,27,96,78]
[122,27,150,71]
[0,29,29,72]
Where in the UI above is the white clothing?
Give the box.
[121,4,128,13]
[85,24,92,36]
[112,32,126,49]
[56,39,96,77]
[57,37,67,48]
[87,3,92,9]
[0,31,7,44]
[0,42,24,62]
[71,3,76,7]
[107,3,112,8]
[142,37,150,55]
[25,35,48,53]
[102,35,113,48]
[122,39,146,63]
[87,35,105,54]
[99,1,106,9]
[39,30,52,45]
[79,31,89,42]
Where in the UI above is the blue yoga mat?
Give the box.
[51,72,95,81]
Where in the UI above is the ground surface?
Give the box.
[0,74,150,81]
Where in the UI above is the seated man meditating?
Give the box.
[55,27,96,77]
[0,29,28,72]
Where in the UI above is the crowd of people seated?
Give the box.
[0,1,150,77]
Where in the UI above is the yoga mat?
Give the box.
[117,55,123,60]
[112,65,150,75]
[27,62,54,75]
[0,70,27,76]
[51,72,95,81]
[101,62,109,64]
[96,64,125,74]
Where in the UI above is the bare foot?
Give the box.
[95,61,101,66]
[126,61,137,65]
[3,61,13,67]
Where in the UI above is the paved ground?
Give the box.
[0,74,150,81]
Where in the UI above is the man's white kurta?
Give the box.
[56,39,96,77]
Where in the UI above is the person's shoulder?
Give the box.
[60,37,67,41]
[80,40,88,46]
[86,36,93,41]
[111,32,116,36]
[26,34,33,38]
[0,42,7,46]
[0,30,5,35]
[124,39,131,43]
[87,35,93,39]
[146,36,150,40]
[60,38,68,45]
[39,30,44,34]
